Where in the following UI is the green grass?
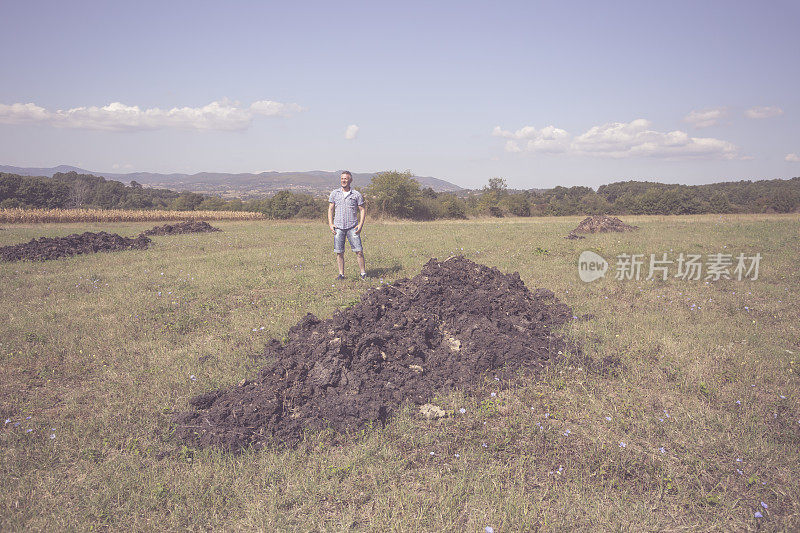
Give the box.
[1,214,799,531]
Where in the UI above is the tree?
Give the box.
[198,196,228,210]
[487,177,508,192]
[93,180,126,208]
[0,174,22,202]
[69,179,91,208]
[708,191,732,213]
[478,177,509,216]
[119,193,152,209]
[437,194,467,219]
[768,190,799,213]
[421,187,437,199]
[226,198,244,211]
[364,170,422,218]
[17,178,69,208]
[501,194,530,216]
[266,190,296,219]
[578,192,611,215]
[169,192,205,211]
[243,198,268,212]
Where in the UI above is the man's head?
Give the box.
[340,170,352,189]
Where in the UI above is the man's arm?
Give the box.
[355,204,366,233]
[328,203,336,233]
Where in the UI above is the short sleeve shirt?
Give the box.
[328,188,364,229]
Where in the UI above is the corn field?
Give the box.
[0,208,266,223]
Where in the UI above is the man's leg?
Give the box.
[334,229,346,278]
[336,252,345,276]
[346,228,366,276]
[355,251,366,275]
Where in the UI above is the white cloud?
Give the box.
[683,107,727,128]
[0,103,50,124]
[745,106,783,119]
[493,118,741,160]
[574,119,740,159]
[786,153,800,162]
[344,124,359,140]
[0,98,304,131]
[249,100,305,117]
[491,125,570,153]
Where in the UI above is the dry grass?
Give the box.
[0,208,266,223]
[0,214,798,531]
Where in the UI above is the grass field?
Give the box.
[1,215,799,531]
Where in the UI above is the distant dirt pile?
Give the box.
[566,215,638,239]
[141,221,221,236]
[174,256,575,451]
[0,232,151,262]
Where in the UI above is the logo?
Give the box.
[578,251,608,282]
[576,250,760,282]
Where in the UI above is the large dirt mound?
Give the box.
[141,221,221,236]
[568,215,638,238]
[174,256,575,451]
[0,231,151,262]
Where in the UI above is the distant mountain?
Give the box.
[0,164,88,177]
[0,165,464,198]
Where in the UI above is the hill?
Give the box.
[0,165,463,198]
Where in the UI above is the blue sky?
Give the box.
[1,0,799,189]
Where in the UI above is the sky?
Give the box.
[1,0,799,189]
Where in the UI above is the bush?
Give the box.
[364,170,422,218]
[437,194,467,219]
[501,194,530,216]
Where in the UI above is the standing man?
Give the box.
[328,170,367,280]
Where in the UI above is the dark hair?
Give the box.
[341,170,352,178]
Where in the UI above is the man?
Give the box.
[328,170,366,280]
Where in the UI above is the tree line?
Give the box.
[2,170,799,220]
[0,171,326,218]
[364,171,800,218]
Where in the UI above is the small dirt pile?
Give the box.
[174,256,575,451]
[0,232,151,262]
[567,215,638,239]
[142,221,221,236]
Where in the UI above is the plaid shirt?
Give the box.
[328,188,364,229]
